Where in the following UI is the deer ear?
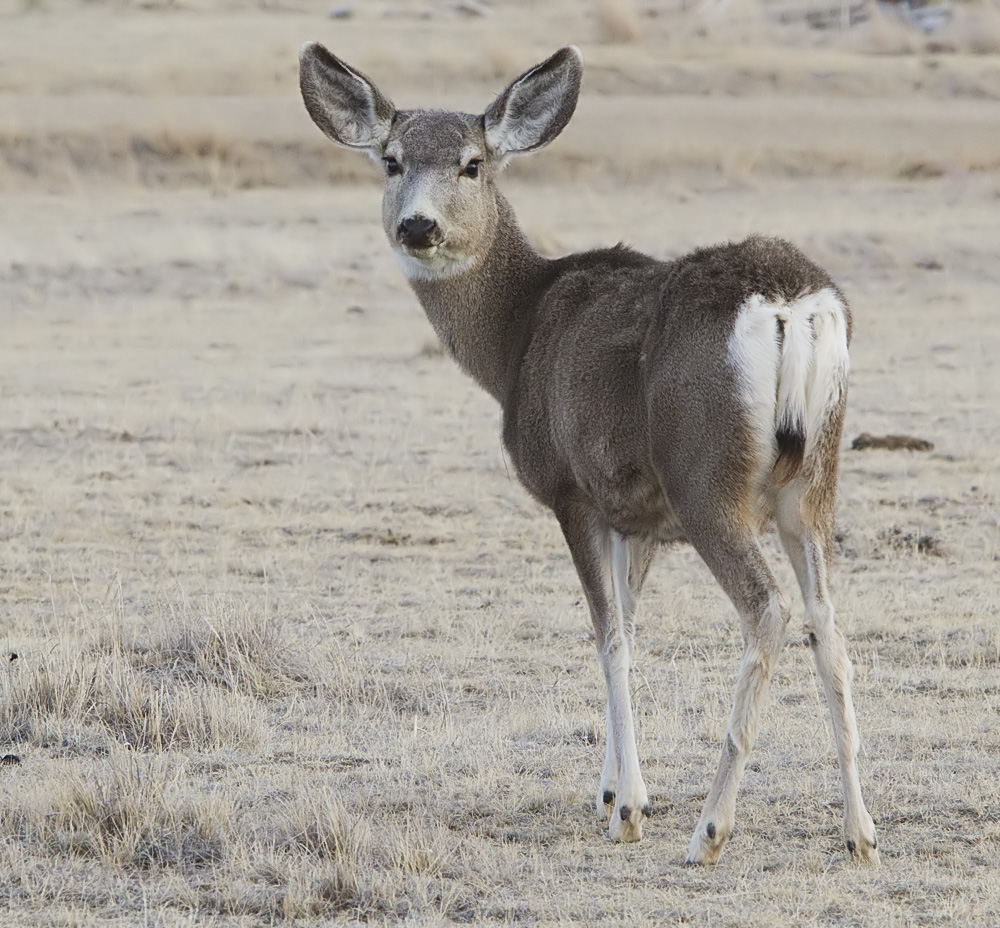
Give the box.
[299,42,395,161]
[483,46,582,165]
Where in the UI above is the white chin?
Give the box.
[394,247,474,282]
[402,244,440,260]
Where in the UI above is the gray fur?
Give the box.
[299,43,878,864]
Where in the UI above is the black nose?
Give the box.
[398,215,442,248]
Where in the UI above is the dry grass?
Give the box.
[1,2,999,926]
[115,606,316,699]
[1,602,319,753]
[4,754,231,869]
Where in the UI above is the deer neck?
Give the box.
[408,193,551,405]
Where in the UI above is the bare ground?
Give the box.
[1,1,999,925]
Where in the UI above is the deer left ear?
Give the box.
[483,46,583,166]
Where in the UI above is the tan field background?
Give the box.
[2,0,1000,925]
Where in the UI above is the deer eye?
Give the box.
[383,156,401,177]
[461,159,481,179]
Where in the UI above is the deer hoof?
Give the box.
[685,821,728,865]
[608,802,648,843]
[846,831,879,864]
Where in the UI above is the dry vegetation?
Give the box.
[1,0,999,925]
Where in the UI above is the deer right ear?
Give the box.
[299,43,395,161]
[483,46,583,167]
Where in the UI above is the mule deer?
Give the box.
[299,43,878,865]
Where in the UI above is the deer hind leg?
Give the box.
[682,519,790,865]
[558,504,650,842]
[776,481,879,863]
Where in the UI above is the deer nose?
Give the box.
[398,215,442,249]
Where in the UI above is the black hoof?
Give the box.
[618,803,650,822]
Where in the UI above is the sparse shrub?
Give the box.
[0,645,263,751]
[6,754,230,870]
[114,605,317,699]
[257,791,455,918]
[270,791,368,863]
[264,791,376,914]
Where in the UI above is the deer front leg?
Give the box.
[600,608,649,843]
[597,700,618,819]
[559,505,649,842]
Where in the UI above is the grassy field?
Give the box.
[1,1,999,925]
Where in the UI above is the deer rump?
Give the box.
[502,234,851,541]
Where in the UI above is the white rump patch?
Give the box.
[728,287,850,467]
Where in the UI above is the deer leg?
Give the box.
[596,535,657,819]
[777,491,878,863]
[683,524,790,865]
[558,505,650,842]
[598,701,618,818]
[628,534,658,597]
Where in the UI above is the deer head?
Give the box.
[299,44,583,282]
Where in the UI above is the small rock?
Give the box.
[925,40,957,54]
[329,4,354,18]
[0,755,22,767]
[851,433,934,452]
[455,0,489,15]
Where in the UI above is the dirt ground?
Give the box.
[1,1,999,925]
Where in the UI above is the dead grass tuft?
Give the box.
[264,791,387,916]
[0,605,319,752]
[114,606,317,699]
[271,791,369,863]
[881,525,946,557]
[935,627,1000,668]
[1,643,264,752]
[5,754,230,870]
